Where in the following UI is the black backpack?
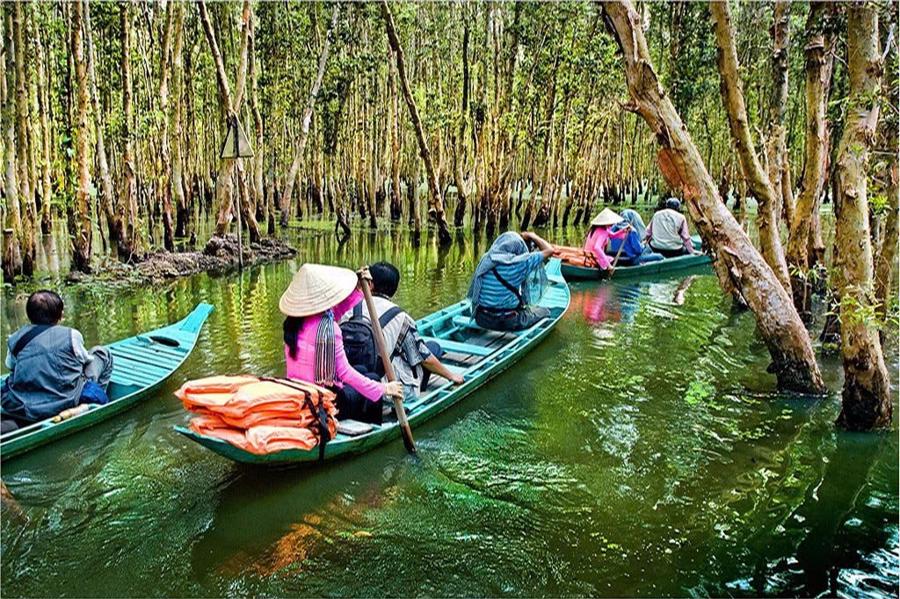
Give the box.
[340,302,403,376]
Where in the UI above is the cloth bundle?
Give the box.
[552,245,598,269]
[176,375,337,455]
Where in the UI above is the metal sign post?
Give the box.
[220,113,254,270]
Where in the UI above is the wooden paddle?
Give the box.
[359,271,417,454]
[607,224,632,276]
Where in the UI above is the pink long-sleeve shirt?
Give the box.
[284,289,384,402]
[583,226,628,270]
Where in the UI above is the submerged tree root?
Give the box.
[64,234,295,286]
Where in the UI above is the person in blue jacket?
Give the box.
[606,209,663,266]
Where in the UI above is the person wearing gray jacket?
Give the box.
[1,290,113,432]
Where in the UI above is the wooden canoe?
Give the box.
[560,236,710,281]
[0,302,214,461]
[175,259,571,466]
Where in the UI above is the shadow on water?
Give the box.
[1,220,897,597]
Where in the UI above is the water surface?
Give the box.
[1,225,897,597]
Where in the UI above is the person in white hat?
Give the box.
[280,264,403,424]
[581,208,632,270]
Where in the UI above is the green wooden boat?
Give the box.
[1,302,213,460]
[175,259,571,466]
[560,236,710,281]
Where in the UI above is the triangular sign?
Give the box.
[220,116,254,159]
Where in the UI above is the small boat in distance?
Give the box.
[176,259,571,466]
[560,236,711,281]
[1,303,214,461]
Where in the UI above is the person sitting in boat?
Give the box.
[1,290,113,433]
[644,198,698,258]
[280,264,404,425]
[583,208,632,270]
[605,209,663,266]
[469,231,554,331]
[342,261,464,401]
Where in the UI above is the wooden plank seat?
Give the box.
[422,336,495,357]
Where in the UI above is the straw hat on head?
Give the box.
[590,208,624,227]
[279,263,358,317]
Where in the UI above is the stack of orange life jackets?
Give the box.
[552,245,598,268]
[175,375,338,455]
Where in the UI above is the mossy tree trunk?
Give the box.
[833,2,891,430]
[601,0,825,394]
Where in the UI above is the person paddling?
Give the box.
[1,290,114,433]
[280,264,403,425]
[582,208,632,269]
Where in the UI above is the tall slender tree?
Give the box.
[833,2,891,430]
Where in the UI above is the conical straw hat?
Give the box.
[590,208,624,227]
[279,263,358,317]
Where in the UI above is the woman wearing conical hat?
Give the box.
[280,264,403,424]
[581,208,632,270]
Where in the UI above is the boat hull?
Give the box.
[176,260,571,466]
[1,303,213,460]
[561,252,712,281]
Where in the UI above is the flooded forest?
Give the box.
[1,1,899,596]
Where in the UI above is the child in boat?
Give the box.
[606,209,663,266]
[341,262,464,402]
[1,290,113,433]
[645,198,698,258]
[280,264,403,425]
[468,231,554,331]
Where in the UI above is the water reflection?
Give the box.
[1,224,897,598]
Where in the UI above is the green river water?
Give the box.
[1,225,897,597]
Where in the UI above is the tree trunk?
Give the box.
[280,5,338,227]
[765,1,792,231]
[119,2,139,260]
[874,160,898,320]
[156,2,176,251]
[198,0,251,237]
[247,9,265,237]
[710,1,791,294]
[388,48,403,223]
[601,0,825,394]
[833,3,891,430]
[171,2,189,241]
[13,1,35,276]
[84,0,125,254]
[381,0,451,244]
[70,0,92,272]
[36,34,52,235]
[786,1,835,319]
[2,7,23,281]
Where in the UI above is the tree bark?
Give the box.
[171,2,189,241]
[2,7,23,281]
[765,1,792,230]
[833,3,891,430]
[786,1,835,319]
[874,160,898,320]
[84,0,125,254]
[381,0,451,244]
[601,0,825,394]
[710,1,791,294]
[279,5,338,227]
[13,1,35,275]
[36,32,52,235]
[119,1,139,260]
[70,0,92,272]
[198,0,251,237]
